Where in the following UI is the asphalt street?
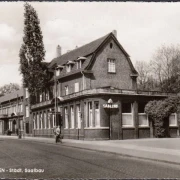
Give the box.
[0,139,180,179]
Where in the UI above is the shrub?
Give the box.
[145,96,180,137]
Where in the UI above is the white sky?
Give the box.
[0,2,180,86]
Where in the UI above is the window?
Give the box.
[47,110,51,129]
[37,114,39,129]
[70,106,74,129]
[76,60,82,69]
[95,102,100,127]
[110,43,113,49]
[56,69,60,76]
[108,59,116,73]
[65,107,68,129]
[45,89,49,101]
[39,93,42,102]
[25,88,29,98]
[74,82,79,92]
[33,114,36,129]
[44,111,47,129]
[138,103,149,127]
[65,86,69,95]
[76,105,81,129]
[88,102,93,127]
[25,106,29,117]
[169,113,177,126]
[66,65,72,73]
[40,112,43,129]
[122,103,133,127]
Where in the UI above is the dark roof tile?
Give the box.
[49,33,110,68]
[0,88,23,104]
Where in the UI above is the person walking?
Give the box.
[55,125,62,143]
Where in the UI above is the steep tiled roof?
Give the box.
[0,88,23,104]
[49,33,110,68]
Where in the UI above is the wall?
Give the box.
[90,38,135,90]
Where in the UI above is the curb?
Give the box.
[18,138,180,166]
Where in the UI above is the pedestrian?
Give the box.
[55,125,62,143]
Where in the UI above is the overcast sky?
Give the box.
[0,2,180,87]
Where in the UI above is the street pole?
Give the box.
[17,94,21,139]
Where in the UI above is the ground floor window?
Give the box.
[65,107,68,129]
[169,113,177,126]
[138,113,149,126]
[138,102,149,127]
[37,114,39,129]
[88,102,93,127]
[95,102,100,127]
[33,113,36,129]
[76,105,81,129]
[44,111,47,129]
[122,103,133,127]
[70,106,74,129]
[40,112,43,129]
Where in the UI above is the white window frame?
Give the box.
[56,69,60,76]
[33,114,36,130]
[66,64,71,73]
[108,59,116,73]
[25,106,29,117]
[76,105,81,129]
[65,86,69,95]
[95,102,100,127]
[65,107,68,129]
[44,112,47,129]
[88,102,93,127]
[138,113,149,127]
[25,88,29,98]
[74,82,79,93]
[40,112,43,129]
[47,111,51,129]
[37,114,39,129]
[122,103,133,127]
[169,113,178,127]
[70,106,74,129]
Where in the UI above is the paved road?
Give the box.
[0,139,180,179]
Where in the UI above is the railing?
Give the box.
[31,100,52,109]
[31,88,174,109]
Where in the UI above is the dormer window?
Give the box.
[56,69,60,76]
[76,57,86,69]
[55,65,64,76]
[66,61,75,73]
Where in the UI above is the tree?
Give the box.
[150,44,180,92]
[135,61,159,91]
[19,3,49,104]
[0,83,20,96]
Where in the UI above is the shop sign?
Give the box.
[103,104,118,108]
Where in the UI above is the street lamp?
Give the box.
[108,98,113,140]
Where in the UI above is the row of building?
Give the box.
[0,30,179,140]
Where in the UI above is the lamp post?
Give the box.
[108,98,113,140]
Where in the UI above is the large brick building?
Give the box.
[30,31,179,140]
[0,31,179,139]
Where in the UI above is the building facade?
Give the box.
[0,89,24,135]
[0,31,179,140]
[29,31,180,140]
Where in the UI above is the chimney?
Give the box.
[112,30,117,38]
[56,45,61,57]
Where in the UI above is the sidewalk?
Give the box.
[1,135,180,165]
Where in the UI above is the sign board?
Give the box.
[103,104,118,109]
